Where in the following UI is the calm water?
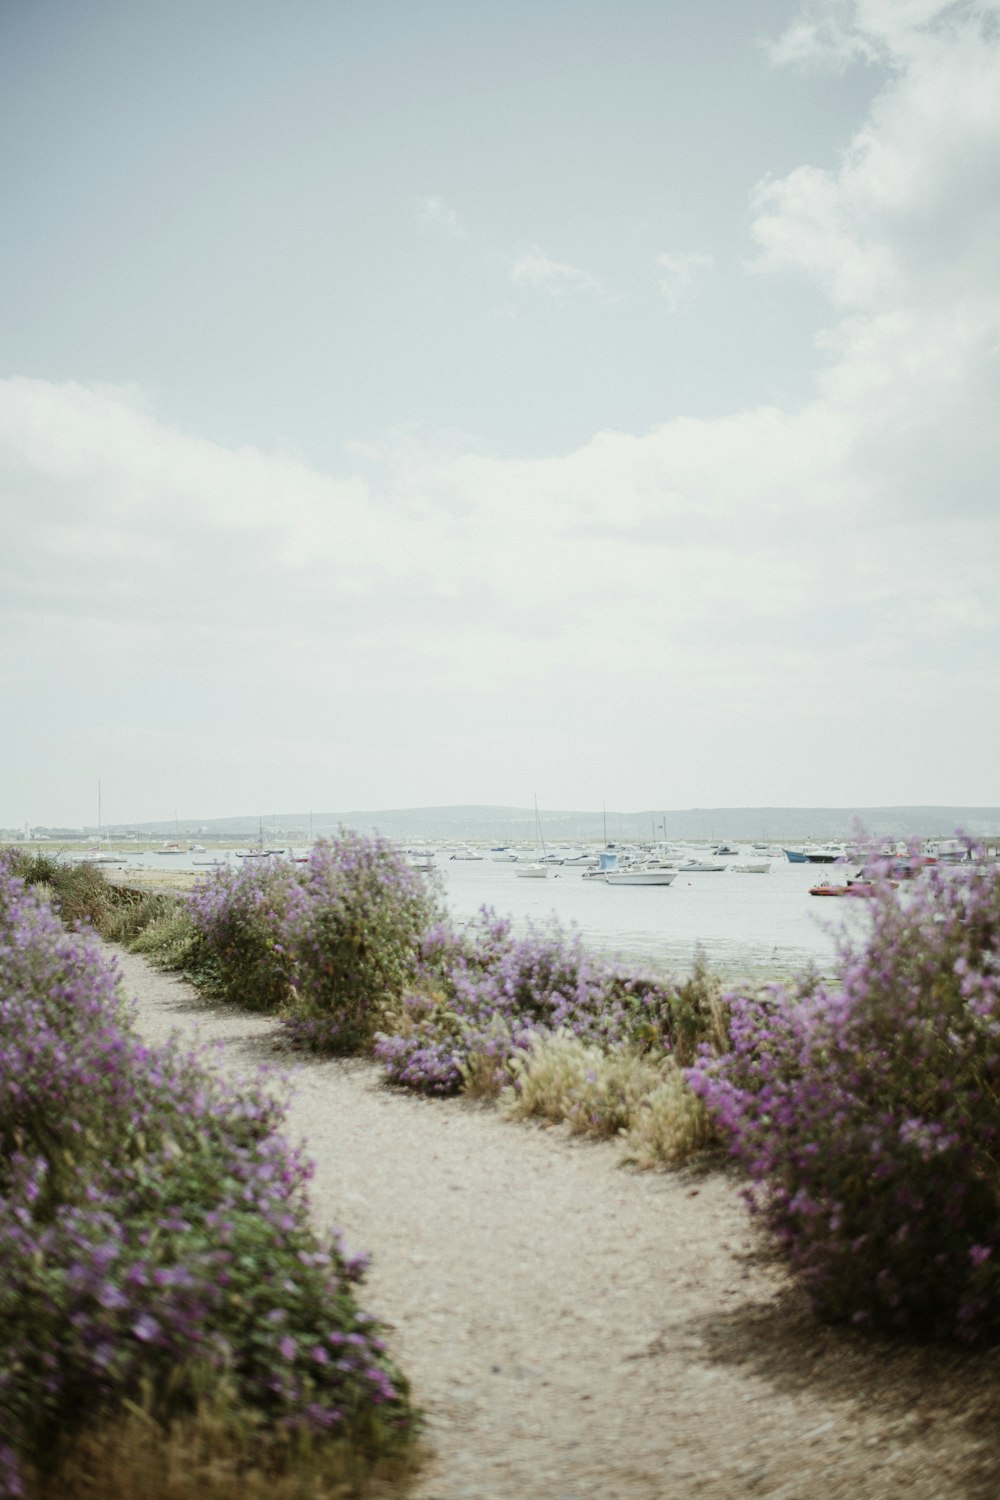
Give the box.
[91,847,869,984]
[435,856,862,982]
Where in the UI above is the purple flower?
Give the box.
[132,1314,161,1344]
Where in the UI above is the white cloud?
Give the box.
[751,0,1000,522]
[508,245,606,299]
[754,10,1000,310]
[655,251,713,312]
[766,0,997,70]
[414,194,469,240]
[5,1,1000,816]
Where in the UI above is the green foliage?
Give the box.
[187,861,293,1011]
[128,901,219,991]
[279,834,444,1053]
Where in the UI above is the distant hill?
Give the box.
[98,805,1000,843]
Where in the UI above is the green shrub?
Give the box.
[101,887,176,945]
[279,834,443,1053]
[127,900,218,988]
[187,860,293,1011]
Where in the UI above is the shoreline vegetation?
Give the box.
[3,835,1000,1494]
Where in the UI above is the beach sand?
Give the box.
[114,945,1000,1500]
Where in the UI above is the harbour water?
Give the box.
[435,855,859,983]
[88,846,869,986]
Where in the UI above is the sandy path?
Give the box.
[114,947,1000,1500]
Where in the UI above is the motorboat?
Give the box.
[805,844,848,864]
[677,859,726,873]
[603,867,676,886]
[731,862,770,874]
[809,880,852,896]
[515,863,549,879]
[810,872,889,896]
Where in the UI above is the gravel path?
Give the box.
[114,947,1000,1500]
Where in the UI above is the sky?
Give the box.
[2,0,999,828]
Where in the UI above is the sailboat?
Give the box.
[85,782,120,863]
[515,797,550,879]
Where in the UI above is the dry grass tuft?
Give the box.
[31,1384,423,1500]
[504,1031,664,1137]
[503,1030,717,1166]
[621,1067,716,1168]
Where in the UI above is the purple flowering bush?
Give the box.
[0,870,414,1497]
[373,908,718,1099]
[187,857,294,1010]
[688,860,1000,1339]
[278,833,443,1053]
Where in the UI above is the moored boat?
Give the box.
[805,844,848,864]
[603,867,677,886]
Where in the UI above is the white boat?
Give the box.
[731,862,770,874]
[678,859,726,873]
[515,864,550,879]
[805,844,848,864]
[603,867,677,886]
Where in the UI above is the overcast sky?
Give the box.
[2,0,998,828]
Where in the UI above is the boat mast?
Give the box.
[534,794,547,861]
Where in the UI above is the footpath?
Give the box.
[115,947,1000,1500]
